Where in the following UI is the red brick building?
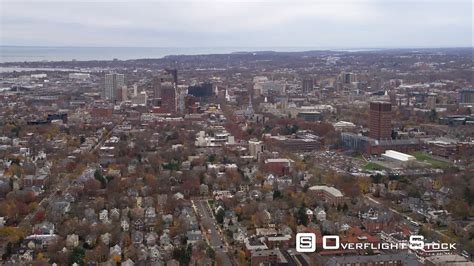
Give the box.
[91,106,113,118]
[369,101,392,140]
[309,185,345,205]
[264,158,294,176]
[22,174,49,188]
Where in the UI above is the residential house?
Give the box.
[101,233,111,245]
[110,208,120,220]
[84,208,97,223]
[160,232,172,247]
[132,231,144,246]
[145,232,158,246]
[52,201,71,216]
[121,218,130,232]
[99,209,109,223]
[134,218,144,231]
[122,259,134,266]
[233,227,248,243]
[66,234,79,248]
[33,221,55,235]
[186,230,203,245]
[162,214,173,227]
[316,207,327,222]
[109,244,122,258]
[148,245,162,262]
[306,209,314,223]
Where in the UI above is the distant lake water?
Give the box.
[0,46,324,63]
[0,46,381,63]
[0,67,84,73]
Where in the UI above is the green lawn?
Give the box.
[363,162,386,171]
[207,199,215,207]
[411,152,453,169]
[354,154,367,162]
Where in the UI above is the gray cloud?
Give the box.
[1,0,472,48]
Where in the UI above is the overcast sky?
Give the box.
[1,0,472,48]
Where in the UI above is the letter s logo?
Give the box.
[409,235,424,250]
[296,233,316,253]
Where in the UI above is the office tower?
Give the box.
[153,69,177,99]
[116,86,128,102]
[188,82,213,97]
[302,78,314,94]
[177,87,186,113]
[104,73,124,101]
[165,68,178,85]
[152,76,162,99]
[369,101,392,140]
[339,71,355,84]
[161,82,176,113]
[460,88,474,104]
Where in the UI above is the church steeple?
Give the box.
[245,91,254,117]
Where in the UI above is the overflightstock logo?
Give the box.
[296,233,456,253]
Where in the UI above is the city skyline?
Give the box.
[0,1,473,265]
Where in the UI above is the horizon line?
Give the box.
[1,45,473,50]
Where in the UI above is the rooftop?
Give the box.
[382,150,416,162]
[309,185,344,197]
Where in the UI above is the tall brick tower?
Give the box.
[369,101,392,140]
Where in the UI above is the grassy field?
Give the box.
[362,162,386,171]
[411,151,453,169]
[354,154,366,161]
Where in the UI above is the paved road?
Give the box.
[193,200,233,266]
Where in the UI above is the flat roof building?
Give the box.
[309,185,344,205]
[382,150,415,162]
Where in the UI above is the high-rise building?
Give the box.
[165,68,178,85]
[152,76,162,99]
[116,86,128,102]
[339,71,356,84]
[302,78,314,93]
[460,88,474,104]
[153,69,178,99]
[369,101,392,140]
[161,82,176,113]
[188,82,213,97]
[104,73,124,101]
